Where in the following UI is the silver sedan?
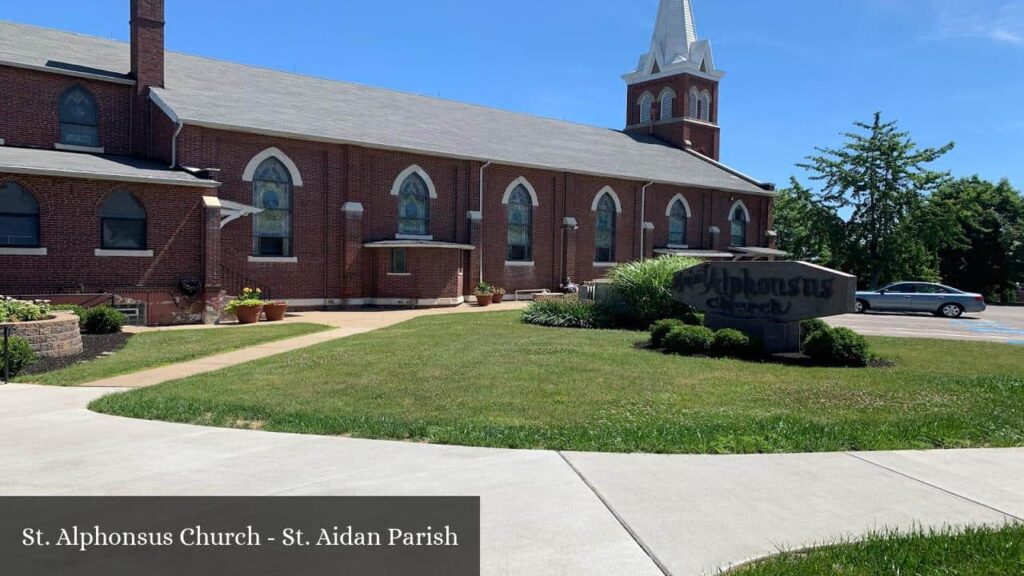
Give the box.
[855,282,987,318]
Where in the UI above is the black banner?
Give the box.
[0,497,480,575]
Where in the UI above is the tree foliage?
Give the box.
[773,177,845,265]
[797,113,954,288]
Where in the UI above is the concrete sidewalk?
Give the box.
[1,383,1020,576]
[91,303,528,388]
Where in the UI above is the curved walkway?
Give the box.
[1,384,1021,575]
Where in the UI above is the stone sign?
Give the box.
[673,261,856,353]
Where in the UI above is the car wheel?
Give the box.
[855,299,868,314]
[939,303,964,318]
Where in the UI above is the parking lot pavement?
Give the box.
[828,306,1024,344]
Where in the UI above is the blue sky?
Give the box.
[6,0,1023,190]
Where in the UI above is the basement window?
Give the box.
[390,248,407,274]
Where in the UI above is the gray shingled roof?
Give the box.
[0,20,771,196]
[0,146,219,187]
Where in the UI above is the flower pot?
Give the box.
[492,293,505,304]
[233,305,264,325]
[475,294,493,307]
[263,303,288,322]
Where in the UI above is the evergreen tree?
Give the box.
[799,113,954,288]
[773,177,845,265]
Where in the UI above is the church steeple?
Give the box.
[623,0,724,160]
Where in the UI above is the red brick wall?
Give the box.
[0,66,132,155]
[368,248,464,301]
[625,73,720,159]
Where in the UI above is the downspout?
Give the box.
[169,119,184,169]
[640,181,654,260]
[478,160,493,283]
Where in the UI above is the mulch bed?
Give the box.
[19,333,131,376]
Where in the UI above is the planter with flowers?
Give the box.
[263,300,288,322]
[492,287,506,304]
[225,288,264,325]
[474,282,494,307]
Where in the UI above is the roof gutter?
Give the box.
[170,119,184,169]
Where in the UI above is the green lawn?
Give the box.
[25,323,331,386]
[90,311,1024,453]
[734,525,1024,576]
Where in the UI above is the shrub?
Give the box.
[682,311,705,326]
[606,256,701,327]
[648,319,685,349]
[51,304,87,327]
[0,336,36,377]
[663,325,714,356]
[711,329,751,358]
[803,327,870,367]
[0,296,49,322]
[522,297,611,329]
[82,306,126,334]
[800,318,830,345]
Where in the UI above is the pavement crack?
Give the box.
[556,451,673,576]
[845,452,1023,522]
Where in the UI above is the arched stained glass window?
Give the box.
[101,191,146,250]
[669,200,688,246]
[0,182,40,247]
[595,193,617,263]
[730,204,748,247]
[506,185,533,262]
[398,173,430,236]
[253,158,293,257]
[59,86,100,148]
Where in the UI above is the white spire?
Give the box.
[623,0,723,83]
[652,0,698,65]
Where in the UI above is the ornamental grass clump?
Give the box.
[606,256,701,327]
[0,296,50,323]
[522,296,611,329]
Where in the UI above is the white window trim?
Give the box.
[55,143,104,154]
[501,177,540,206]
[591,186,623,213]
[390,164,438,199]
[387,273,412,277]
[242,147,304,186]
[729,200,751,222]
[505,260,535,267]
[667,244,690,250]
[638,91,654,124]
[665,194,693,217]
[247,256,298,263]
[95,249,153,258]
[658,87,676,120]
[395,234,434,241]
[593,262,618,268]
[0,247,47,256]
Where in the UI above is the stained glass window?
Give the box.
[101,191,145,250]
[253,158,293,257]
[595,193,616,263]
[398,173,430,236]
[59,86,100,148]
[730,205,748,247]
[0,182,40,247]
[506,185,532,262]
[669,200,687,246]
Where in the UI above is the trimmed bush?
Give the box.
[522,297,611,329]
[800,318,830,345]
[803,327,870,367]
[51,304,87,327]
[648,319,685,349]
[82,306,126,334]
[682,311,705,326]
[711,329,751,358]
[0,336,36,377]
[663,325,715,356]
[606,256,702,327]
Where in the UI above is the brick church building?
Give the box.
[0,0,779,324]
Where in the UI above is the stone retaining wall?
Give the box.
[3,313,83,358]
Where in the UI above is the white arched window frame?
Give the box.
[665,194,692,247]
[688,87,700,119]
[699,89,712,122]
[242,147,304,186]
[729,200,750,247]
[503,177,538,263]
[659,88,676,121]
[638,92,654,125]
[592,187,622,264]
[391,165,437,239]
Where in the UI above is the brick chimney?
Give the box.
[130,0,165,92]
